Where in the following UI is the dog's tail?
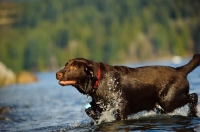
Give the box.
[177,54,200,75]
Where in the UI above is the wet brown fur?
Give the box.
[56,54,200,120]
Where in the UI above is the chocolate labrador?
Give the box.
[56,54,200,121]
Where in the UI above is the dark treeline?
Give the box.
[0,0,200,72]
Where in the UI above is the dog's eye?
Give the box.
[70,65,76,70]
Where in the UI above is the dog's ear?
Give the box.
[84,65,94,77]
[84,62,98,78]
[84,62,99,86]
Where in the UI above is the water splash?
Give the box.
[128,103,200,120]
[92,76,123,124]
[60,104,200,131]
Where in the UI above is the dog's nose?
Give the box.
[56,72,63,80]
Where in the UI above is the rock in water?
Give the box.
[0,61,16,87]
[17,71,38,84]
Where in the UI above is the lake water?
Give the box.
[1,59,200,131]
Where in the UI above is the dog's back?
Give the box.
[123,54,200,88]
[113,54,200,117]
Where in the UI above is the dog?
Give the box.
[56,54,200,121]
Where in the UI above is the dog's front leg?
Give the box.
[85,107,100,120]
[85,102,103,121]
[114,102,128,120]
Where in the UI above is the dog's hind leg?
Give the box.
[158,84,190,114]
[188,93,198,117]
[159,90,198,117]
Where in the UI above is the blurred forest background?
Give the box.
[0,0,200,72]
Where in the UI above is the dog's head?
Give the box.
[56,58,99,94]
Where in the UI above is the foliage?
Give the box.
[0,0,199,72]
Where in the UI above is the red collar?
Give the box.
[93,66,101,89]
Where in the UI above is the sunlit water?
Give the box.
[1,59,200,131]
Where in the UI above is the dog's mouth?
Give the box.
[58,80,76,86]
